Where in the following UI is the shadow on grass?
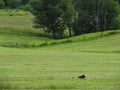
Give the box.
[0,76,18,90]
[0,81,12,90]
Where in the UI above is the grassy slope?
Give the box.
[52,33,120,53]
[0,15,120,47]
[0,15,52,47]
[0,15,33,28]
[0,15,120,90]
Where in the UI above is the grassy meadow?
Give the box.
[0,14,120,90]
[0,40,120,90]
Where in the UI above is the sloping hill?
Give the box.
[52,31,120,53]
[0,28,120,50]
[0,15,120,48]
[0,31,120,90]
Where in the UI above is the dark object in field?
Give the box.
[77,74,87,79]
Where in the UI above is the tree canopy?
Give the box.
[30,0,74,39]
[30,0,119,38]
[72,0,120,35]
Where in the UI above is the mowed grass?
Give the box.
[0,15,33,28]
[0,15,52,47]
[0,15,120,89]
[0,33,120,90]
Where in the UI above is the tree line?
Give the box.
[0,0,120,39]
[0,0,30,9]
[31,0,120,39]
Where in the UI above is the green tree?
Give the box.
[114,0,120,4]
[61,0,75,37]
[30,0,74,39]
[99,0,120,30]
[72,0,120,36]
[22,0,30,6]
[73,0,96,35]
[3,0,22,8]
[0,0,5,9]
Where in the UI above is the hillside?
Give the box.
[0,28,120,47]
[0,16,120,90]
[0,15,120,48]
[53,31,120,53]
[0,31,120,90]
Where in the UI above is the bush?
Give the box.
[0,9,30,16]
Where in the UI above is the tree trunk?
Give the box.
[51,25,56,39]
[68,26,72,37]
[52,30,56,39]
[101,2,107,36]
[104,5,107,31]
[96,0,100,32]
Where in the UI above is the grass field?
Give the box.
[0,33,120,90]
[0,15,120,90]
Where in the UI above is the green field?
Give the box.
[0,37,120,90]
[0,15,120,90]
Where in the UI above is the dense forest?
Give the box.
[0,0,120,39]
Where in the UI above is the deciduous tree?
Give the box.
[30,0,74,39]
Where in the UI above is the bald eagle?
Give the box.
[77,74,87,79]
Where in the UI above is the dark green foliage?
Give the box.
[3,0,22,8]
[72,0,96,35]
[72,0,120,36]
[2,0,30,9]
[0,0,5,9]
[101,0,120,30]
[30,0,74,39]
[21,0,30,6]
[114,0,120,4]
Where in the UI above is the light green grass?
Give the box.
[0,15,33,28]
[0,15,120,89]
[0,28,120,47]
[0,40,120,89]
[0,15,52,47]
[0,33,120,89]
[52,32,120,53]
